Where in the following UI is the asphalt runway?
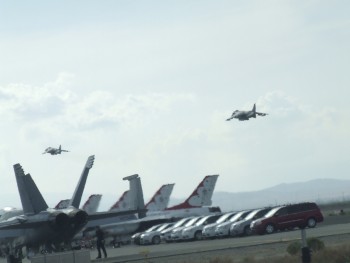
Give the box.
[89,222,350,263]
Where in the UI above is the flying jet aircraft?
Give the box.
[42,145,69,155]
[226,104,268,121]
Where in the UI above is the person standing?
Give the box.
[95,226,107,259]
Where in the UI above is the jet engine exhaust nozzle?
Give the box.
[71,210,88,230]
[50,212,70,230]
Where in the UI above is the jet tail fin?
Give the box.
[123,174,146,218]
[55,199,70,209]
[14,164,48,214]
[109,190,130,211]
[82,194,102,214]
[252,104,256,118]
[166,175,219,210]
[69,155,95,208]
[145,184,175,211]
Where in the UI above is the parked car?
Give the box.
[215,210,251,237]
[229,207,271,237]
[181,214,222,241]
[170,216,203,241]
[161,217,194,242]
[202,212,237,239]
[139,222,175,245]
[250,202,324,235]
[131,224,164,245]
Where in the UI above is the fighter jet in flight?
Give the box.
[42,145,69,155]
[226,104,268,121]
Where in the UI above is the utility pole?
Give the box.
[301,229,311,263]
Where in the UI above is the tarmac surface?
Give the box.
[89,220,350,263]
[1,216,349,263]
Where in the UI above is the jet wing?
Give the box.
[256,112,268,116]
[87,209,147,222]
[0,220,49,230]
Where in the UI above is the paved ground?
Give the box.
[88,221,350,263]
[1,215,349,263]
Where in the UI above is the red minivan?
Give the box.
[250,202,324,235]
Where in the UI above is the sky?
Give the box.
[0,1,349,211]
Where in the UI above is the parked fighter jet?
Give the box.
[0,156,143,263]
[110,184,175,212]
[0,156,95,262]
[42,145,69,155]
[145,184,175,212]
[226,104,268,121]
[95,175,221,246]
[55,194,102,214]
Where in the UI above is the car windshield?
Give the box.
[245,209,261,220]
[157,223,173,231]
[185,217,201,227]
[216,213,235,223]
[264,206,283,218]
[229,212,245,222]
[195,216,210,226]
[173,218,192,228]
[146,224,161,232]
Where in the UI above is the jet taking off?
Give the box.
[226,104,268,121]
[42,145,69,155]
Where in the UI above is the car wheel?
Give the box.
[152,236,161,245]
[265,224,275,234]
[307,217,317,228]
[243,226,252,236]
[194,231,202,241]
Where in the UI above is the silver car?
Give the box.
[161,217,194,242]
[181,214,221,241]
[131,223,164,245]
[170,216,203,241]
[139,222,175,245]
[215,211,251,237]
[202,212,237,239]
[229,208,271,237]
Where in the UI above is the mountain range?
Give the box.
[169,178,350,212]
[1,178,349,213]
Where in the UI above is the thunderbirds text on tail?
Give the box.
[42,145,69,155]
[226,104,268,121]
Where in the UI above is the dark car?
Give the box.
[250,202,324,235]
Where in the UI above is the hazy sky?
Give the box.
[1,1,349,210]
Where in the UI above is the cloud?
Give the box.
[0,74,196,139]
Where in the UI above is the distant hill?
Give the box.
[2,179,350,213]
[169,179,350,212]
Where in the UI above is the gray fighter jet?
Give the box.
[226,104,268,121]
[0,156,143,263]
[42,145,69,155]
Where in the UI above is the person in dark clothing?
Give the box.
[95,226,107,259]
